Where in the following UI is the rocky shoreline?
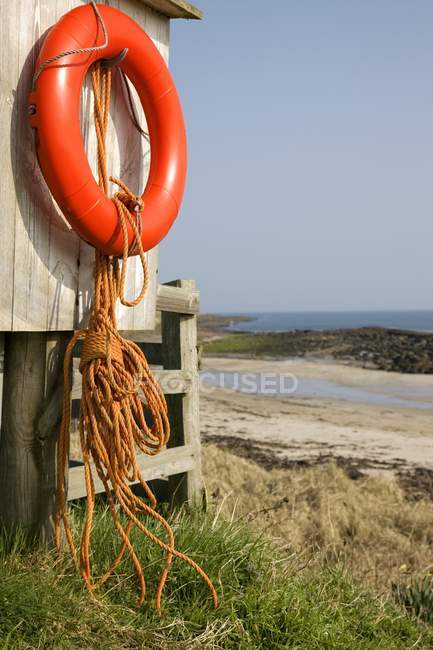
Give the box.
[199,316,433,374]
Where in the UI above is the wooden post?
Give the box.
[161,280,203,506]
[0,331,71,543]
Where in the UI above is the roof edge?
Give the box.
[137,0,203,20]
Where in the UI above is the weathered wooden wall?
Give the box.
[0,0,173,332]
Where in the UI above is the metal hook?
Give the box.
[100,47,128,69]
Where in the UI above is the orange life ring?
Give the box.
[28,4,186,256]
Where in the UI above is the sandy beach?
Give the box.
[200,356,433,477]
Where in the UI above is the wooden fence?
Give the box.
[69,279,203,504]
[0,279,203,539]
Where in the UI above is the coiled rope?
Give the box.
[55,60,218,609]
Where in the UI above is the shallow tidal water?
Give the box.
[201,369,433,410]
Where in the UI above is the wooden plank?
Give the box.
[121,332,162,345]
[156,283,200,314]
[161,279,203,505]
[113,0,164,331]
[138,0,202,20]
[0,331,71,543]
[77,0,165,332]
[0,2,18,330]
[71,365,191,399]
[150,369,193,395]
[67,445,196,501]
[5,0,80,331]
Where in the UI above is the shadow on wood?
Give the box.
[0,331,70,544]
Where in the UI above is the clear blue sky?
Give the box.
[158,0,433,313]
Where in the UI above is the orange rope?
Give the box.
[56,63,218,610]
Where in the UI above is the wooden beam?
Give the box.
[162,280,203,506]
[137,0,202,19]
[68,445,196,500]
[0,332,71,543]
[71,366,192,399]
[156,283,200,315]
[119,330,162,344]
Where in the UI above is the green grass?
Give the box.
[203,332,296,357]
[394,576,433,626]
[1,504,432,649]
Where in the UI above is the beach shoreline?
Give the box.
[200,355,433,497]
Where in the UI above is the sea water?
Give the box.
[224,310,433,333]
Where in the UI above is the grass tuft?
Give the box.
[203,444,433,593]
[394,576,433,626]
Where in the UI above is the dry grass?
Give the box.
[202,443,433,592]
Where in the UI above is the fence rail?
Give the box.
[156,283,200,315]
[68,444,197,501]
